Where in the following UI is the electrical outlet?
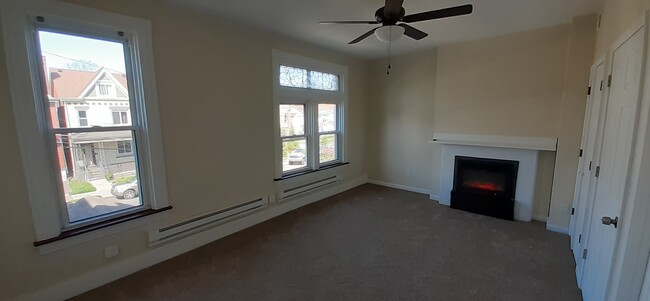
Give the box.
[104,245,119,259]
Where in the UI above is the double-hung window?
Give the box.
[112,111,129,125]
[78,110,88,127]
[273,51,347,178]
[1,2,169,250]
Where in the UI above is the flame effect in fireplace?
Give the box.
[464,181,503,191]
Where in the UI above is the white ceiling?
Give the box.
[173,0,603,59]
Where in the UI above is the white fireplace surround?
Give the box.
[432,134,557,222]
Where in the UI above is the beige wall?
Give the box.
[367,19,596,225]
[547,15,598,228]
[595,0,650,59]
[0,1,369,299]
[367,51,437,191]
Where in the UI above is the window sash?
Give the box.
[33,23,148,230]
[279,101,341,175]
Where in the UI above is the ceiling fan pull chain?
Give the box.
[387,27,392,75]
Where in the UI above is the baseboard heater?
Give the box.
[279,175,340,201]
[148,197,269,246]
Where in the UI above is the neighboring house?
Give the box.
[46,64,136,180]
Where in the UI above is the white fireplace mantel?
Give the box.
[430,133,558,151]
[432,134,556,222]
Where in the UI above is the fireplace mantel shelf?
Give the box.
[430,133,557,151]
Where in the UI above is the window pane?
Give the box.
[37,30,129,129]
[318,104,337,132]
[279,104,305,137]
[282,138,307,172]
[279,65,339,92]
[319,134,337,163]
[310,70,339,91]
[57,130,141,223]
[279,65,308,88]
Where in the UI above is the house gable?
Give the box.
[78,69,129,99]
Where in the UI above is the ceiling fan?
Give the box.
[320,0,473,44]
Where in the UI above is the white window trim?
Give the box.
[272,50,348,178]
[0,0,170,248]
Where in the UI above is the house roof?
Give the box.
[49,67,128,99]
[70,131,132,144]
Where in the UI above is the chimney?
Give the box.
[42,55,51,97]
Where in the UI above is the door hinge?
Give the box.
[571,208,575,215]
[579,149,583,157]
[600,80,603,91]
[578,234,582,243]
[583,249,588,259]
[595,166,601,178]
[587,87,591,95]
[607,75,612,87]
[589,161,593,171]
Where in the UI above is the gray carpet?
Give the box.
[71,184,582,301]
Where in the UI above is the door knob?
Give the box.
[601,216,618,228]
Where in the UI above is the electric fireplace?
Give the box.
[450,156,519,220]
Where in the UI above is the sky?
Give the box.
[38,30,127,73]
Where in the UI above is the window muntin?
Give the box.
[279,65,339,92]
[37,28,145,226]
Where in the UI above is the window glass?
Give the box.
[310,70,339,91]
[279,65,308,89]
[40,30,127,129]
[38,29,142,224]
[318,104,337,132]
[61,132,140,223]
[319,134,337,163]
[279,104,305,137]
[78,110,88,126]
[279,65,339,92]
[282,139,307,172]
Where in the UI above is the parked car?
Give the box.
[288,148,306,165]
[111,179,139,199]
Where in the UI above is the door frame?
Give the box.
[601,11,650,301]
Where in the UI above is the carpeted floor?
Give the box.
[71,184,582,301]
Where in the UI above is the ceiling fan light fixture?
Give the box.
[374,25,404,43]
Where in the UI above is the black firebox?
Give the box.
[450,156,519,220]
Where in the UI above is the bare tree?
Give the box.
[66,59,99,71]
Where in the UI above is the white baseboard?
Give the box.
[17,177,368,301]
[546,223,569,235]
[367,179,431,195]
[429,194,440,202]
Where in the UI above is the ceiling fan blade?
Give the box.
[349,27,380,44]
[398,24,428,40]
[319,21,380,24]
[384,0,404,18]
[402,4,473,23]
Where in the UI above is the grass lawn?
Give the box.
[69,179,97,195]
[112,175,136,185]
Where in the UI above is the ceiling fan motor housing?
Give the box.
[375,7,406,25]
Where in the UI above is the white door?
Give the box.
[581,26,647,301]
[571,61,606,277]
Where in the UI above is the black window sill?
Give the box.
[33,206,172,247]
[274,162,349,181]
